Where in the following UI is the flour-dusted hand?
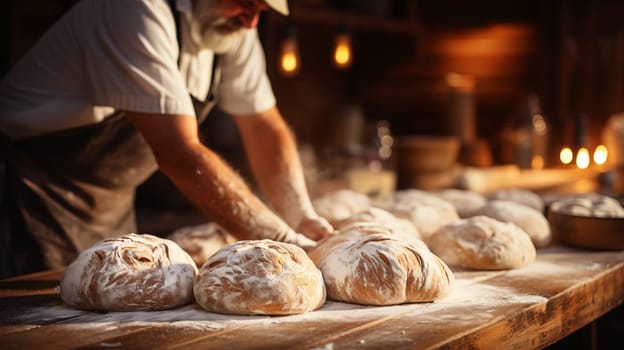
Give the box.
[273,226,318,251]
[296,215,334,241]
[234,108,333,244]
[291,233,318,251]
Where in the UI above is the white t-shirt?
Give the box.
[0,0,276,139]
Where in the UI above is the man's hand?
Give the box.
[288,232,318,252]
[296,216,334,241]
[234,107,334,241]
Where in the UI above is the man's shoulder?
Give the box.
[79,0,172,20]
[77,0,177,45]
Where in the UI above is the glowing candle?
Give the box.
[593,145,608,165]
[332,32,353,69]
[576,147,590,169]
[560,147,574,165]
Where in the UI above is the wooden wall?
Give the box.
[261,0,624,166]
[2,0,623,172]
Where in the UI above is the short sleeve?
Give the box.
[81,0,195,116]
[217,29,276,116]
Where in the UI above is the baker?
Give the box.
[0,0,333,277]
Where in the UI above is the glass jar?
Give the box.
[500,94,549,169]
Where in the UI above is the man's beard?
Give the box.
[195,1,247,53]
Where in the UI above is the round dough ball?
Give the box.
[379,190,460,239]
[487,188,544,212]
[310,233,454,306]
[312,189,372,225]
[336,207,421,240]
[60,233,198,311]
[550,193,624,218]
[194,240,325,315]
[434,189,487,218]
[168,222,238,266]
[474,200,551,247]
[428,216,536,270]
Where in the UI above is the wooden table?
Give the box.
[1,246,623,350]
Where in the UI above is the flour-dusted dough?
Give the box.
[310,233,454,306]
[168,222,238,266]
[474,200,551,247]
[312,189,372,225]
[434,189,487,218]
[428,216,536,270]
[550,193,624,218]
[59,233,198,311]
[309,222,428,265]
[336,207,421,240]
[378,189,460,239]
[487,188,544,212]
[194,240,325,315]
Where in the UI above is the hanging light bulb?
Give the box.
[576,147,590,169]
[560,147,574,165]
[332,25,353,69]
[279,26,301,77]
[593,145,608,165]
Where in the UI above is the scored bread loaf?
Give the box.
[428,216,536,270]
[194,240,326,315]
[310,232,454,306]
[59,233,198,311]
[378,189,460,239]
[474,200,551,247]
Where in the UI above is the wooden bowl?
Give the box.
[548,211,624,250]
[397,136,460,172]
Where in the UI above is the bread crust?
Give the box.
[194,240,326,315]
[59,233,198,311]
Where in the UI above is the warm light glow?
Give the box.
[576,147,590,169]
[560,147,574,164]
[446,72,476,92]
[532,114,547,134]
[279,39,300,76]
[532,155,544,169]
[332,33,353,69]
[380,135,393,148]
[369,160,382,171]
[593,145,608,165]
[281,53,298,72]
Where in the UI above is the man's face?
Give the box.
[194,0,269,52]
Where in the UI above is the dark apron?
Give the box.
[0,60,221,274]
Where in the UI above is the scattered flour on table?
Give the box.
[504,259,582,278]
[440,283,546,305]
[309,343,335,350]
[13,303,266,328]
[583,262,607,271]
[14,281,547,329]
[13,264,565,333]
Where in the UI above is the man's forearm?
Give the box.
[234,108,317,228]
[125,111,314,247]
[160,145,312,246]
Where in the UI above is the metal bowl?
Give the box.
[548,210,624,250]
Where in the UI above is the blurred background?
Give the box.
[2,3,624,347]
[2,0,624,217]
